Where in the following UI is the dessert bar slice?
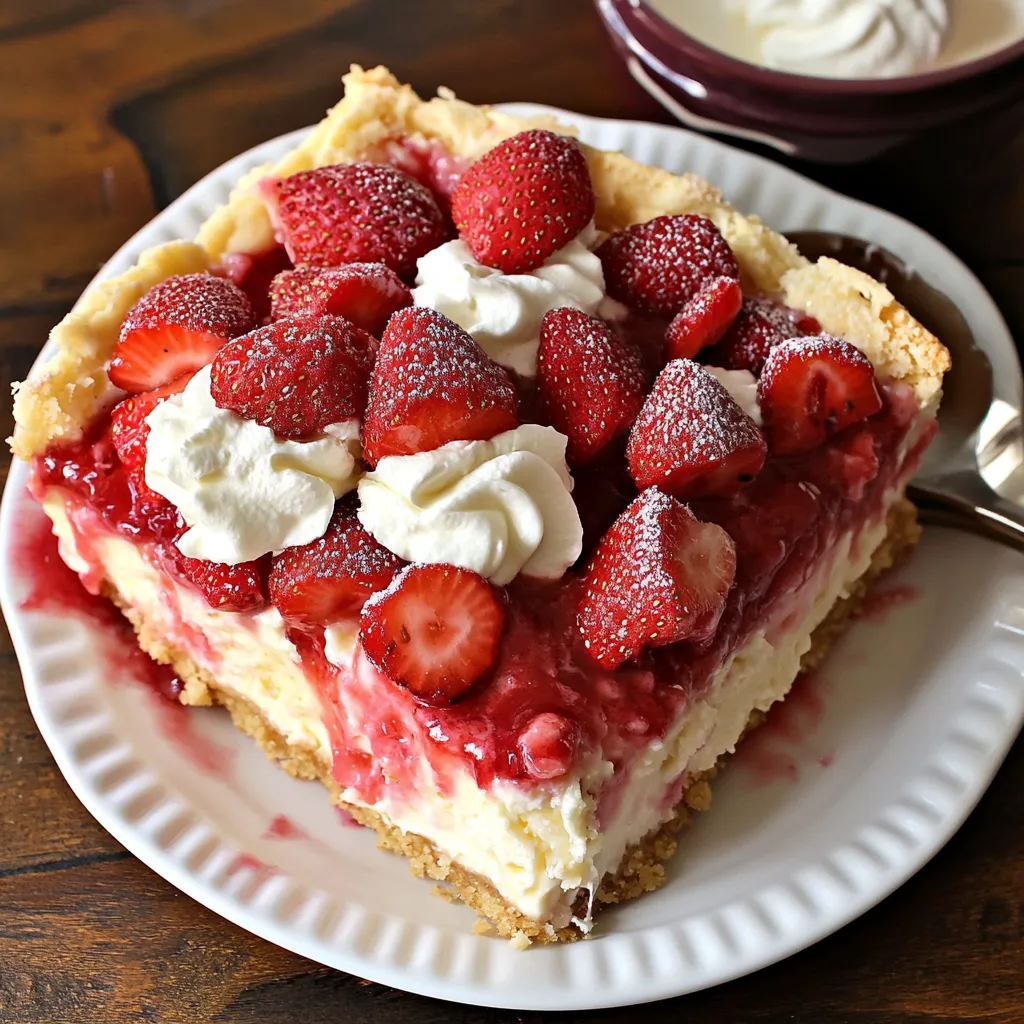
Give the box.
[11,66,949,943]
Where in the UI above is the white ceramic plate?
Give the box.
[3,107,1023,1012]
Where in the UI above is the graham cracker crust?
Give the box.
[109,499,921,945]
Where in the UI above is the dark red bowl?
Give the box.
[596,0,1024,162]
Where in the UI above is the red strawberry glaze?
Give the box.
[28,371,934,814]
[262,814,308,840]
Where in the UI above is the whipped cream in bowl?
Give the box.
[144,366,361,564]
[411,223,623,378]
[357,424,583,587]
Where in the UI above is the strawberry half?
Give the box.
[110,373,193,499]
[210,315,374,440]
[703,297,819,376]
[362,307,519,465]
[664,276,743,361]
[578,488,737,668]
[537,308,647,465]
[450,129,596,275]
[269,501,404,624]
[597,214,740,319]
[269,263,412,336]
[261,163,448,278]
[627,360,767,500]
[757,334,883,455]
[359,563,506,705]
[168,549,267,613]
[110,274,255,393]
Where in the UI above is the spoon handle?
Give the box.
[910,472,1024,552]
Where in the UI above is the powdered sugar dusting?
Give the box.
[120,273,255,342]
[627,360,766,498]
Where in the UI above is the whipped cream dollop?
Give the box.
[725,0,949,78]
[411,223,621,378]
[705,366,762,425]
[144,366,361,564]
[357,424,583,586]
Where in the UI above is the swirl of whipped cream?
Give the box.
[411,223,623,378]
[144,366,361,564]
[357,424,583,586]
[727,0,948,78]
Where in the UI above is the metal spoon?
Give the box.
[786,231,1024,550]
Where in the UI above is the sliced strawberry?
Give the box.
[363,307,519,465]
[703,297,819,376]
[597,215,739,319]
[210,315,374,440]
[450,129,595,274]
[220,245,293,323]
[269,263,412,336]
[110,274,255,393]
[758,334,883,455]
[578,488,736,668]
[269,502,404,624]
[168,549,267,613]
[537,308,647,465]
[359,563,506,705]
[261,163,448,278]
[665,276,743,361]
[627,360,767,500]
[110,373,193,498]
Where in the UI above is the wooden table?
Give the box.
[2,2,1023,1020]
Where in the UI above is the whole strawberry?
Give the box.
[537,308,646,465]
[210,315,375,440]
[578,488,737,668]
[362,307,519,465]
[597,214,739,319]
[262,163,448,278]
[451,129,596,274]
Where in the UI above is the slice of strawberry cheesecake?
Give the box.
[10,66,949,943]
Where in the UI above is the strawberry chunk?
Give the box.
[597,215,739,319]
[110,373,193,499]
[517,712,580,780]
[269,263,412,336]
[537,308,647,465]
[451,129,595,274]
[578,488,736,668]
[210,315,374,440]
[665,276,743,360]
[168,549,267,613]
[359,563,506,705]
[261,163,448,278]
[363,307,519,465]
[703,296,818,376]
[269,502,404,624]
[627,360,767,499]
[110,274,255,393]
[757,334,883,455]
[220,246,293,323]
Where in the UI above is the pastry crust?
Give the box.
[10,64,948,460]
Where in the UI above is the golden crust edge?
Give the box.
[12,65,947,460]
[109,499,920,945]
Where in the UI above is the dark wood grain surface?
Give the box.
[2,2,1023,1021]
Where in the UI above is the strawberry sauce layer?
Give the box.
[31,380,930,806]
